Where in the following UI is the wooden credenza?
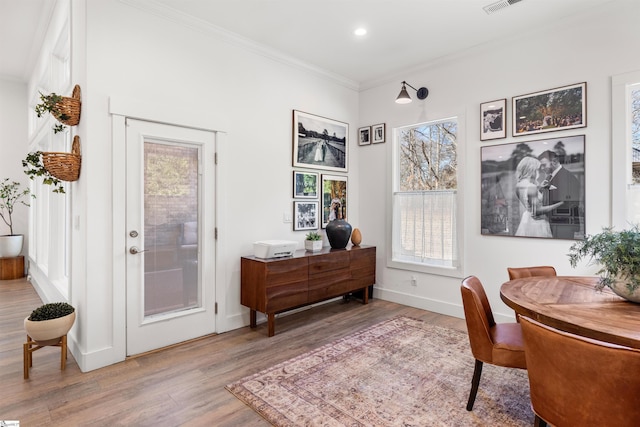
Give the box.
[241,245,376,336]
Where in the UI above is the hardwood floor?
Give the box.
[0,278,467,426]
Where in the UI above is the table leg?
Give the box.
[250,309,257,328]
[268,313,275,337]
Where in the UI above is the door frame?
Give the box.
[110,97,229,363]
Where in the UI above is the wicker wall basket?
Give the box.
[54,84,81,126]
[43,136,82,182]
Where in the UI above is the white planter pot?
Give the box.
[609,279,640,303]
[305,240,323,252]
[24,311,76,345]
[0,234,24,257]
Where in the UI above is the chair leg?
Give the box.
[466,359,483,411]
[534,414,548,427]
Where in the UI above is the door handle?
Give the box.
[129,246,148,255]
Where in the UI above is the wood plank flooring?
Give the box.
[0,278,467,426]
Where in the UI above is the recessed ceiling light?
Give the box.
[354,28,367,36]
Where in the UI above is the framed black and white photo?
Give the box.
[358,126,371,146]
[512,82,586,137]
[480,135,585,240]
[293,110,348,172]
[372,123,386,143]
[480,99,506,141]
[293,201,319,231]
[321,174,347,228]
[293,170,318,199]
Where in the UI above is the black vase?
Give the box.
[326,219,352,249]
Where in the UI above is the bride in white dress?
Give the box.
[314,141,324,162]
[514,157,563,238]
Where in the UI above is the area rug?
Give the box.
[226,316,533,426]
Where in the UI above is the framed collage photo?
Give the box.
[480,135,585,240]
[293,110,348,173]
[293,201,319,231]
[480,99,506,141]
[358,126,371,145]
[321,174,347,228]
[372,123,386,143]
[293,170,319,199]
[512,82,586,137]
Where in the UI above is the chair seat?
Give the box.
[490,323,527,367]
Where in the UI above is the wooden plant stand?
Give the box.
[23,334,68,379]
[0,255,25,280]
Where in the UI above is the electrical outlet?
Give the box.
[283,212,292,223]
[411,275,417,286]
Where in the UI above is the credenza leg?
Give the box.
[363,286,369,304]
[267,313,275,337]
[250,309,257,328]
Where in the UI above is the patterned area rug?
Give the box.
[226,316,533,426]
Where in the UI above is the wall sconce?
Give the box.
[395,81,429,104]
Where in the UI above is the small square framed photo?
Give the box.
[358,126,371,145]
[480,99,506,141]
[293,170,319,198]
[293,201,319,231]
[372,123,386,143]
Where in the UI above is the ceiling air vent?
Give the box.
[483,0,523,15]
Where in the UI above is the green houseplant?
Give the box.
[34,86,81,134]
[22,151,66,194]
[568,226,640,302]
[24,302,76,345]
[305,231,323,252]
[0,179,33,257]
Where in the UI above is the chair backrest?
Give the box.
[461,276,496,363]
[507,266,556,280]
[520,316,640,427]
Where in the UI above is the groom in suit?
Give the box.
[538,149,581,238]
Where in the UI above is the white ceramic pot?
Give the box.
[609,279,640,303]
[305,240,323,252]
[0,234,24,257]
[24,311,76,345]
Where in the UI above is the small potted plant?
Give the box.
[34,85,81,134]
[22,151,66,194]
[24,302,76,345]
[0,179,33,257]
[568,226,640,303]
[305,231,323,252]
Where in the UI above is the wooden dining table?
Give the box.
[500,276,640,349]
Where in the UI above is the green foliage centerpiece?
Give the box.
[568,226,640,302]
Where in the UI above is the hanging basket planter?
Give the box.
[54,84,82,126]
[42,135,82,182]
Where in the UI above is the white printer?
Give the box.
[253,240,298,259]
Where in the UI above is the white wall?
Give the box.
[0,79,30,244]
[358,0,640,322]
[63,0,361,370]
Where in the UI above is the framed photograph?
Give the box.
[293,110,348,172]
[293,170,318,198]
[512,82,586,137]
[358,126,371,146]
[480,99,506,141]
[293,201,319,231]
[480,135,585,240]
[372,123,386,143]
[321,174,347,228]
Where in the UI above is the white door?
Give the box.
[126,118,216,356]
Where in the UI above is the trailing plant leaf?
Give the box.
[34,92,68,134]
[22,151,66,194]
[28,302,75,321]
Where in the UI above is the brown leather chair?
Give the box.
[507,266,556,280]
[460,276,526,411]
[520,316,640,427]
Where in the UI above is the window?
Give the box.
[391,118,460,273]
[612,71,640,228]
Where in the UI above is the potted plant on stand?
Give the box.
[305,231,323,252]
[568,226,640,303]
[0,179,33,257]
[24,302,76,345]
